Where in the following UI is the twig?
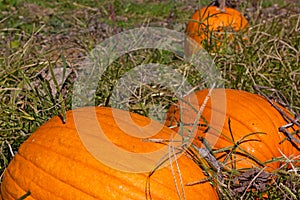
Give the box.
[168,138,186,200]
[190,83,216,135]
[142,138,182,143]
[279,123,300,144]
[253,85,300,145]
[253,85,299,125]
[193,145,224,183]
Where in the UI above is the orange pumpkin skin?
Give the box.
[1,107,218,200]
[185,6,248,53]
[165,89,299,171]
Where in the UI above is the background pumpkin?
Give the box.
[165,89,299,171]
[185,5,248,54]
[1,107,218,200]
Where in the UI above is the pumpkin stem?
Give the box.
[218,0,226,12]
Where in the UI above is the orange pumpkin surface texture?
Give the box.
[1,107,218,200]
[185,6,248,53]
[165,89,299,171]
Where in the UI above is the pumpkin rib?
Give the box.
[2,107,218,199]
[250,95,290,135]
[15,139,160,200]
[18,138,148,199]
[242,96,282,150]
[174,98,277,163]
[227,90,292,157]
[70,108,177,153]
[165,89,299,170]
[203,112,277,164]
[1,168,32,200]
[4,156,64,200]
[21,129,118,175]
[226,92,282,156]
[18,141,212,200]
[209,90,291,163]
[220,119,272,162]
[170,115,274,166]
[178,108,267,150]
[9,152,93,199]
[216,90,296,168]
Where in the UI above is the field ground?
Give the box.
[0,0,299,199]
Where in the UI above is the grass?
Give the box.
[0,0,299,199]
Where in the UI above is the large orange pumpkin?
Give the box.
[185,6,248,54]
[165,89,299,171]
[1,107,218,199]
